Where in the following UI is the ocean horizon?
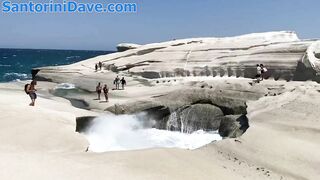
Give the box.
[0,48,114,82]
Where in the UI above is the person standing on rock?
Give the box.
[95,63,98,72]
[120,77,126,90]
[98,62,103,70]
[260,64,268,80]
[26,80,37,106]
[96,82,102,100]
[114,76,120,90]
[103,84,109,102]
[255,64,262,82]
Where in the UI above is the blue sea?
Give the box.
[0,48,113,82]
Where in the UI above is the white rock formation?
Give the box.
[20,31,320,180]
[36,31,320,82]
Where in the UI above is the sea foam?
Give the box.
[84,114,222,152]
[3,73,30,81]
[54,83,76,90]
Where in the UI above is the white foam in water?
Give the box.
[85,114,222,152]
[54,83,76,90]
[3,73,30,81]
[0,64,11,67]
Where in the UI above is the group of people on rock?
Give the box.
[113,76,126,90]
[95,82,110,102]
[95,76,127,102]
[95,61,103,71]
[256,64,268,82]
[25,63,268,107]
[24,77,127,106]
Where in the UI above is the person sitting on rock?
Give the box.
[96,82,102,100]
[103,84,109,102]
[120,77,126,90]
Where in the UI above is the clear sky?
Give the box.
[0,0,320,50]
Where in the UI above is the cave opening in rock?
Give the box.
[77,113,222,152]
[76,104,249,152]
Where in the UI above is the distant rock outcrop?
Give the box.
[117,43,141,52]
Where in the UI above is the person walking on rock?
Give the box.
[120,77,127,90]
[96,82,102,100]
[103,84,109,102]
[25,80,37,106]
[98,61,103,70]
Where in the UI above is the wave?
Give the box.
[84,113,222,152]
[3,73,31,81]
[66,56,80,60]
[54,83,76,90]
[0,64,11,67]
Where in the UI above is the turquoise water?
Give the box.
[0,48,113,82]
